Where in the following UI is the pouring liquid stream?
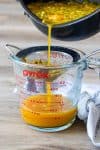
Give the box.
[47,24,52,105]
[47,24,52,66]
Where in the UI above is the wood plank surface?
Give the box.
[0,0,100,150]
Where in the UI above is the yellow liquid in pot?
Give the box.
[28,1,100,25]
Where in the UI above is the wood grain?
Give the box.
[0,0,100,149]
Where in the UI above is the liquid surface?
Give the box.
[28,0,100,25]
[20,94,77,128]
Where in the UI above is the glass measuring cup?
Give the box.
[6,45,91,132]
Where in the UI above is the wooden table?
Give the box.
[0,0,100,149]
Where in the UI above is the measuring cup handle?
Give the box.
[5,44,22,56]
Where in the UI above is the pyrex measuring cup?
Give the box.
[6,44,99,132]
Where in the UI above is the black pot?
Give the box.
[18,0,100,40]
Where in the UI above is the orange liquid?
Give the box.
[20,94,77,128]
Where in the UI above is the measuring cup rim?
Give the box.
[10,45,86,69]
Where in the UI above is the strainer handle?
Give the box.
[86,49,100,79]
[86,49,100,59]
[79,49,100,65]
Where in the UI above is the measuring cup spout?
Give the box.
[5,44,22,61]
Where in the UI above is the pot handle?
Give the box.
[5,44,22,56]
